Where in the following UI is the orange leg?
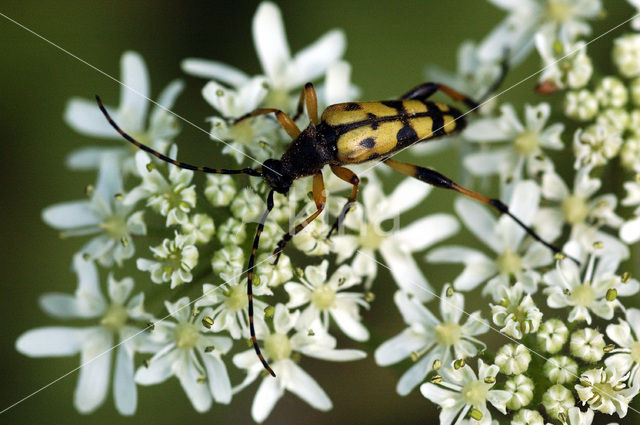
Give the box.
[273,173,326,265]
[292,82,319,125]
[327,165,360,239]
[234,108,301,139]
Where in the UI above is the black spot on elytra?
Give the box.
[367,113,379,130]
[359,137,375,149]
[381,100,403,110]
[396,125,418,143]
[345,103,362,111]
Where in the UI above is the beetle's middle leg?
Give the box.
[326,165,360,239]
[234,108,301,139]
[273,172,326,265]
[292,82,319,125]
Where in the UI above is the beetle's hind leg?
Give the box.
[383,158,580,265]
[326,165,360,239]
[273,173,326,265]
[401,82,480,110]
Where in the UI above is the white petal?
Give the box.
[453,260,497,292]
[251,373,284,423]
[201,354,232,404]
[380,243,433,301]
[176,355,212,412]
[95,153,122,201]
[113,346,137,415]
[501,180,540,249]
[64,98,119,138]
[607,321,634,348]
[461,311,490,336]
[394,290,439,327]
[119,51,149,134]
[463,117,511,141]
[487,389,511,414]
[289,29,346,88]
[39,293,98,319]
[330,306,369,341]
[252,1,291,84]
[463,149,509,176]
[455,198,500,252]
[74,330,113,414]
[285,360,332,411]
[627,308,640,337]
[440,290,464,324]
[419,383,459,407]
[155,79,184,111]
[135,350,173,385]
[541,171,569,201]
[380,178,431,220]
[375,330,429,366]
[427,246,488,264]
[42,201,99,229]
[180,58,249,86]
[394,214,459,252]
[66,146,126,170]
[284,282,311,308]
[397,349,439,396]
[16,327,86,356]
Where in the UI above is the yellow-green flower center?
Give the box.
[174,322,200,349]
[99,215,127,240]
[264,88,292,112]
[311,284,336,310]
[224,284,248,311]
[546,0,572,23]
[359,223,385,249]
[497,248,523,275]
[462,380,490,408]
[264,332,292,362]
[230,120,255,146]
[434,322,462,347]
[562,195,588,225]
[570,284,596,307]
[630,341,640,364]
[514,130,540,155]
[101,303,128,331]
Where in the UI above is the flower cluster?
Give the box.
[16,1,640,424]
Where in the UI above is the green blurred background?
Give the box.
[1,1,638,424]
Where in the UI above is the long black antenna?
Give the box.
[95,95,261,177]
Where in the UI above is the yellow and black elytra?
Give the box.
[96,76,576,378]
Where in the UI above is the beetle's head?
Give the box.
[262,159,294,194]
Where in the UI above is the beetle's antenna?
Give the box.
[96,95,261,177]
[247,190,276,377]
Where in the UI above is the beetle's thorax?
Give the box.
[279,123,336,179]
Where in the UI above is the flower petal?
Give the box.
[201,354,232,404]
[74,329,113,414]
[64,98,119,138]
[176,354,212,412]
[394,214,459,252]
[251,373,284,422]
[455,198,500,252]
[181,58,249,86]
[380,242,433,301]
[119,51,149,134]
[397,349,439,395]
[285,360,332,411]
[113,346,137,415]
[42,201,100,229]
[380,178,431,220]
[289,29,346,87]
[252,1,291,84]
[330,304,369,341]
[16,327,87,356]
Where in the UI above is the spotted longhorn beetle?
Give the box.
[96,70,577,377]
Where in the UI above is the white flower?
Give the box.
[196,275,271,340]
[333,178,458,300]
[42,154,146,267]
[479,0,602,63]
[573,124,623,169]
[232,304,365,423]
[285,260,368,341]
[537,318,569,354]
[544,355,578,384]
[536,36,592,89]
[629,0,640,30]
[124,151,196,226]
[428,181,551,300]
[620,179,640,243]
[511,408,544,425]
[181,213,215,245]
[491,283,542,339]
[543,250,639,324]
[211,245,245,279]
[620,135,640,172]
[541,384,575,421]
[16,254,154,415]
[575,367,636,416]
[535,166,623,244]
[613,33,640,78]
[135,297,233,412]
[495,344,531,375]
[182,1,348,111]
[606,308,640,388]
[204,174,237,207]
[137,233,199,288]
[594,77,628,108]
[565,89,599,121]
[65,51,182,170]
[463,103,564,180]
[504,374,534,410]
[562,406,595,425]
[217,217,247,246]
[375,286,489,396]
[570,327,605,362]
[419,359,511,425]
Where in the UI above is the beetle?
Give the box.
[96,76,575,377]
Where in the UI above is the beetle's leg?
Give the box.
[401,82,479,110]
[234,108,301,139]
[273,173,326,265]
[247,190,276,377]
[96,96,261,177]
[383,158,580,265]
[292,82,319,125]
[326,165,360,239]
